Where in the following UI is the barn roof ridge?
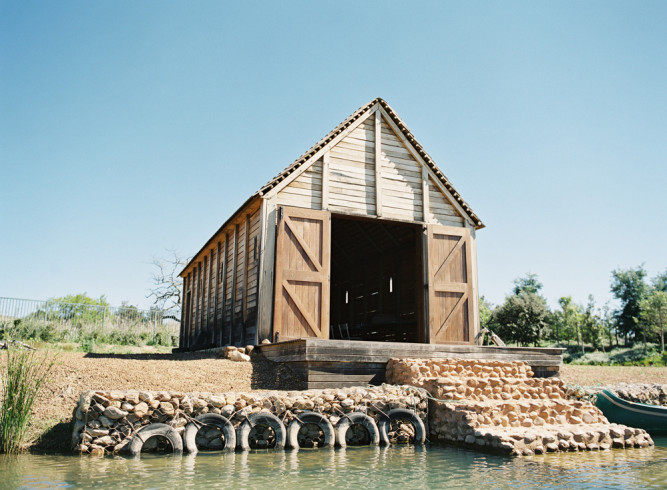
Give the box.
[257,97,484,229]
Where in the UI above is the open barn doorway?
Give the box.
[329,215,424,343]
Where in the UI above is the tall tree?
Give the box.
[610,266,648,345]
[652,270,667,293]
[512,273,543,295]
[581,295,605,352]
[554,296,583,349]
[640,290,667,353]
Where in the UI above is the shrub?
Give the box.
[0,348,56,453]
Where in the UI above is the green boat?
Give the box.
[595,389,667,436]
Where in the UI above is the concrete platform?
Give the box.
[258,339,564,389]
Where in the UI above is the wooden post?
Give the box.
[374,110,383,217]
[242,214,250,345]
[321,153,330,211]
[214,241,221,346]
[221,236,229,346]
[230,225,239,346]
[257,196,277,343]
[469,224,480,341]
[421,227,430,343]
[180,275,188,348]
[422,167,430,224]
[194,264,201,346]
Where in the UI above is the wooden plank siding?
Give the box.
[328,117,376,216]
[273,109,465,231]
[179,199,262,350]
[379,115,423,222]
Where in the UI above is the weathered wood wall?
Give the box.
[180,200,262,349]
[272,106,469,228]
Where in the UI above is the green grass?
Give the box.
[559,342,666,366]
[0,319,179,350]
[0,348,56,454]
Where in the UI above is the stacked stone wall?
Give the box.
[386,358,654,456]
[72,385,428,456]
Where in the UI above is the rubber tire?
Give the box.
[237,411,286,450]
[127,423,183,456]
[335,412,380,448]
[183,413,236,454]
[286,411,335,449]
[378,408,426,446]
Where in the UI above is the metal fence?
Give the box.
[0,296,180,345]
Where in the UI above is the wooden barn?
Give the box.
[178,97,486,352]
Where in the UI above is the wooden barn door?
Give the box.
[273,206,331,341]
[427,225,474,344]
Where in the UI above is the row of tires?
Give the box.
[128,409,425,456]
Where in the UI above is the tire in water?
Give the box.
[127,423,183,456]
[286,411,335,449]
[335,412,380,448]
[237,411,286,450]
[183,413,236,454]
[378,408,426,446]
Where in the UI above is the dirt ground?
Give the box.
[19,351,667,453]
[559,364,667,387]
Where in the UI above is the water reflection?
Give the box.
[1,440,665,489]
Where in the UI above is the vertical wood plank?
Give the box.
[321,153,330,211]
[180,275,188,348]
[257,196,277,343]
[242,214,250,345]
[468,225,480,343]
[194,264,200,346]
[221,236,229,345]
[230,225,239,346]
[422,166,430,224]
[207,249,213,343]
[214,241,221,346]
[374,110,382,217]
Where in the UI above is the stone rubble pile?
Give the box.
[72,385,428,456]
[386,358,654,456]
[603,383,667,407]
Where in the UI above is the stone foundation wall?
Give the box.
[72,385,428,456]
[386,358,654,456]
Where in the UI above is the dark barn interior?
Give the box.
[329,216,423,343]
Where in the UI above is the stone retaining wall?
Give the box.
[386,358,654,456]
[72,385,428,456]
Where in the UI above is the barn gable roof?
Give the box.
[258,97,484,229]
[181,98,484,277]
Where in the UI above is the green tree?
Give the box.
[479,296,494,330]
[640,290,667,353]
[652,269,667,293]
[610,266,648,345]
[554,296,583,350]
[512,273,543,295]
[581,295,606,352]
[493,275,550,347]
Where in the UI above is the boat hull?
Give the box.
[595,389,667,436]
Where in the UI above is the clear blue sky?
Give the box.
[1,1,665,312]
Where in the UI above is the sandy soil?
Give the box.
[559,365,667,387]
[16,351,667,453]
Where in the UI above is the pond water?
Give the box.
[1,438,665,489]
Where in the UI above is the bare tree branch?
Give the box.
[147,249,188,319]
